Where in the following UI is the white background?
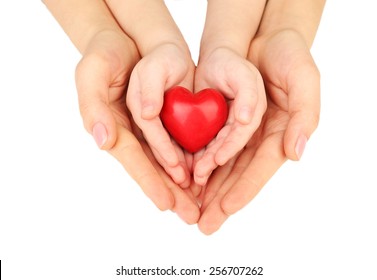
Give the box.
[1,0,376,279]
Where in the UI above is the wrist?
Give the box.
[199,0,267,59]
[142,37,191,59]
[249,28,311,70]
[81,28,139,75]
[105,0,187,57]
[200,37,249,59]
[83,26,129,52]
[43,0,126,54]
[256,0,326,47]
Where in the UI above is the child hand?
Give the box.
[126,43,195,188]
[193,47,267,186]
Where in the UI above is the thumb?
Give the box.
[108,124,174,211]
[232,69,265,125]
[75,55,117,150]
[284,62,320,160]
[128,63,166,120]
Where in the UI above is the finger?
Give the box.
[150,142,190,188]
[75,55,118,150]
[214,98,266,166]
[190,182,203,198]
[221,132,287,216]
[231,67,264,125]
[215,124,250,166]
[144,119,181,167]
[284,60,320,160]
[199,133,286,235]
[170,186,200,225]
[200,150,245,213]
[194,153,217,186]
[184,150,195,174]
[127,72,180,168]
[108,124,174,211]
[193,131,227,186]
[142,142,200,225]
[198,147,255,235]
[135,63,167,120]
[173,142,191,188]
[134,54,195,120]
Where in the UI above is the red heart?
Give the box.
[160,86,228,153]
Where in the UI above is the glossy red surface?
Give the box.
[160,86,228,153]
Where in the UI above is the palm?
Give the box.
[75,30,139,133]
[197,88,289,235]
[198,30,320,235]
[193,47,267,187]
[248,30,320,159]
[76,30,200,224]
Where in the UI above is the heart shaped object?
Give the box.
[160,86,228,153]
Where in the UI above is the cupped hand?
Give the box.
[75,30,200,224]
[126,43,196,188]
[193,47,267,186]
[197,30,320,235]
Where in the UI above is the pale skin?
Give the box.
[193,0,268,187]
[197,0,326,234]
[42,0,200,224]
[43,0,326,234]
[104,0,268,189]
[104,0,195,188]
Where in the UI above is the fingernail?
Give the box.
[92,122,108,149]
[238,106,252,124]
[295,135,307,160]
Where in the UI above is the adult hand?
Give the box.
[75,29,200,224]
[198,30,320,235]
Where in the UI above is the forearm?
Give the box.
[200,0,267,58]
[257,0,326,47]
[105,0,188,56]
[42,0,125,54]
